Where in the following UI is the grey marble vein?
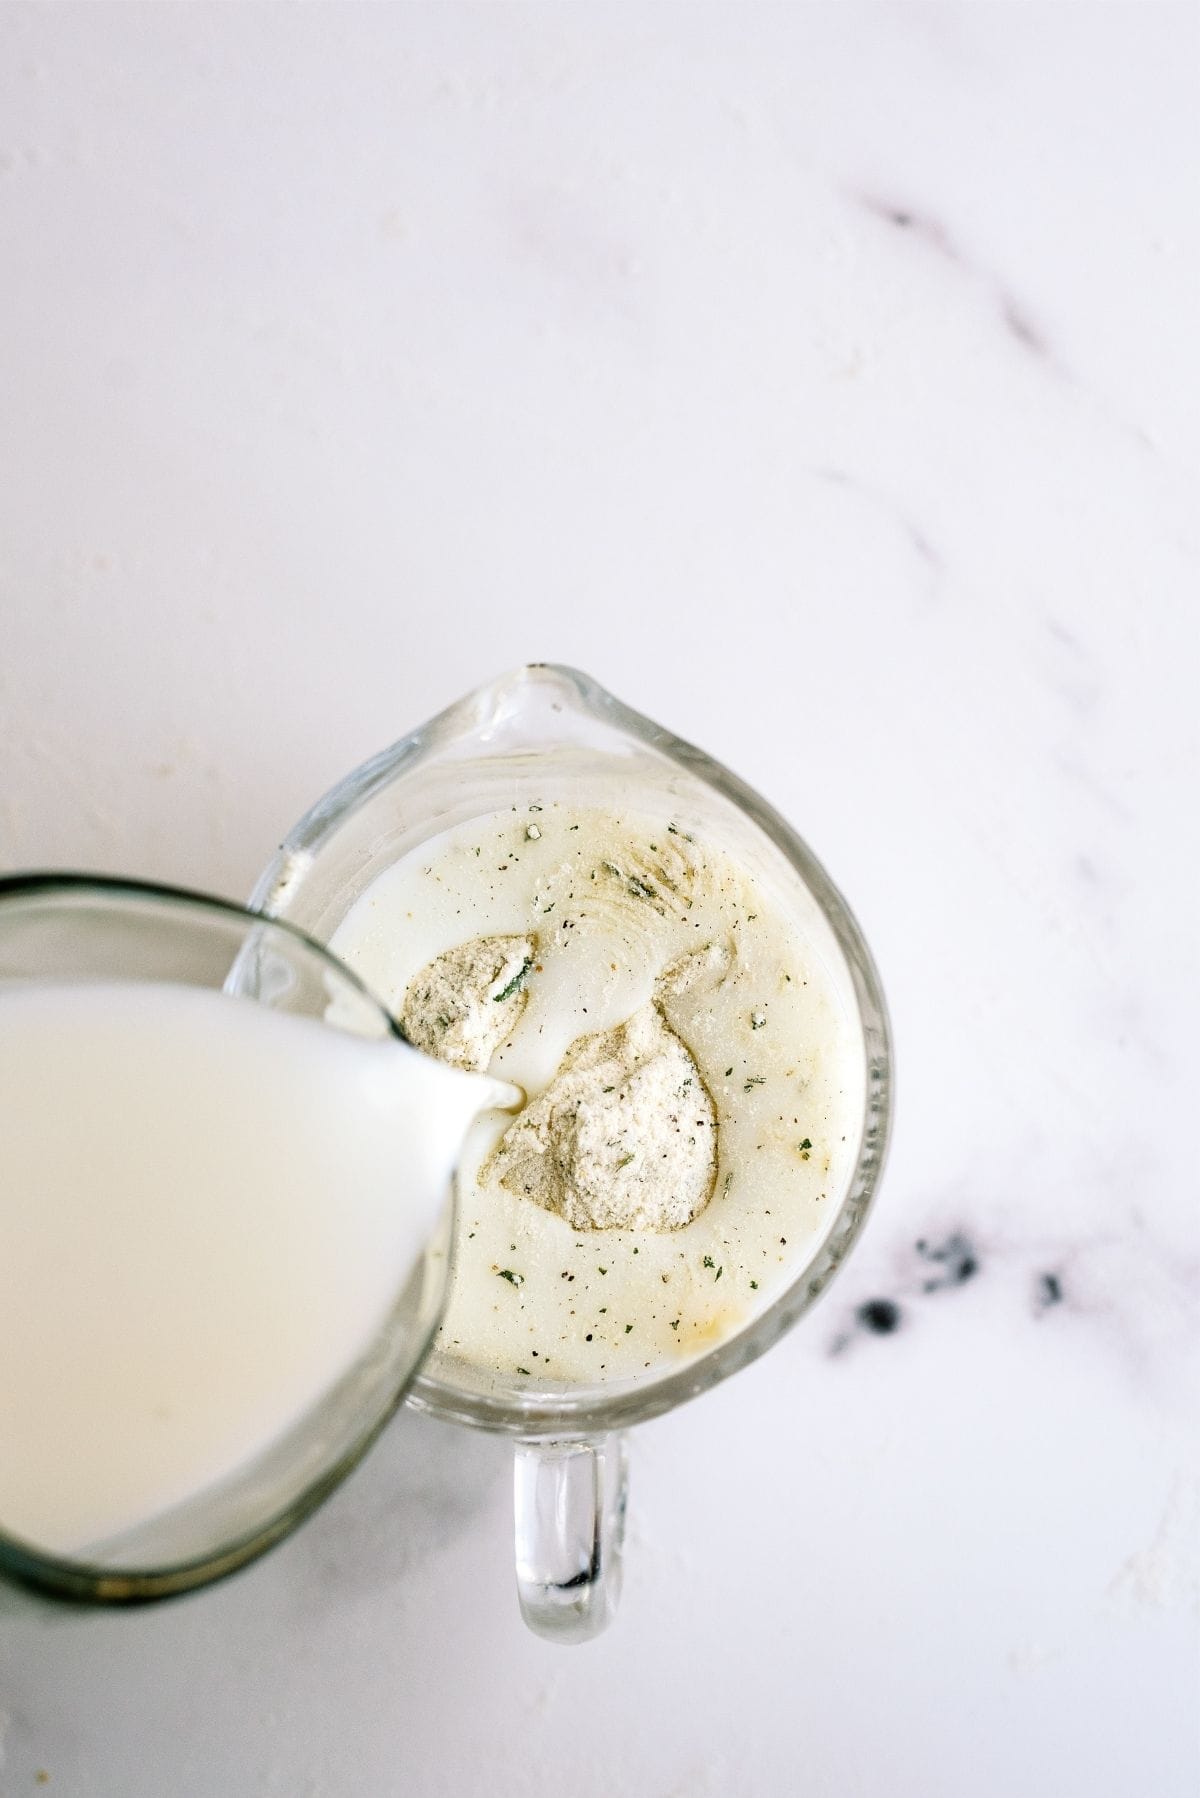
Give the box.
[850,186,1155,451]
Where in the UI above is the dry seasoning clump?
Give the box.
[400,935,729,1232]
[654,939,732,1010]
[487,1002,717,1231]
[400,934,535,1073]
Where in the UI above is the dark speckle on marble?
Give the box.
[857,1298,902,1335]
[1036,1271,1064,1312]
[917,1233,979,1291]
[829,1230,985,1355]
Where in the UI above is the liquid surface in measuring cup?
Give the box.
[0,981,492,1559]
[331,802,867,1387]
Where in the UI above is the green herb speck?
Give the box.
[493,957,533,1003]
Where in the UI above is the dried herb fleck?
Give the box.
[493,957,533,1003]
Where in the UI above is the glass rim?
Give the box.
[254,663,895,1440]
[0,871,403,1026]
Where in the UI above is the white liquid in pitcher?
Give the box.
[333,803,867,1387]
[0,981,497,1557]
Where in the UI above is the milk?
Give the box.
[332,803,867,1387]
[0,981,499,1557]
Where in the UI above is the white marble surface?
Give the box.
[1,3,1197,1793]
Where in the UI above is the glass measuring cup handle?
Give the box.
[513,1433,628,1642]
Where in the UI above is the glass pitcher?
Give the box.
[0,877,462,1604]
[250,665,892,1642]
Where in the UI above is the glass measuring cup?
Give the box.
[0,876,460,1604]
[251,665,892,1642]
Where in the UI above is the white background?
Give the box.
[1,5,1197,1795]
